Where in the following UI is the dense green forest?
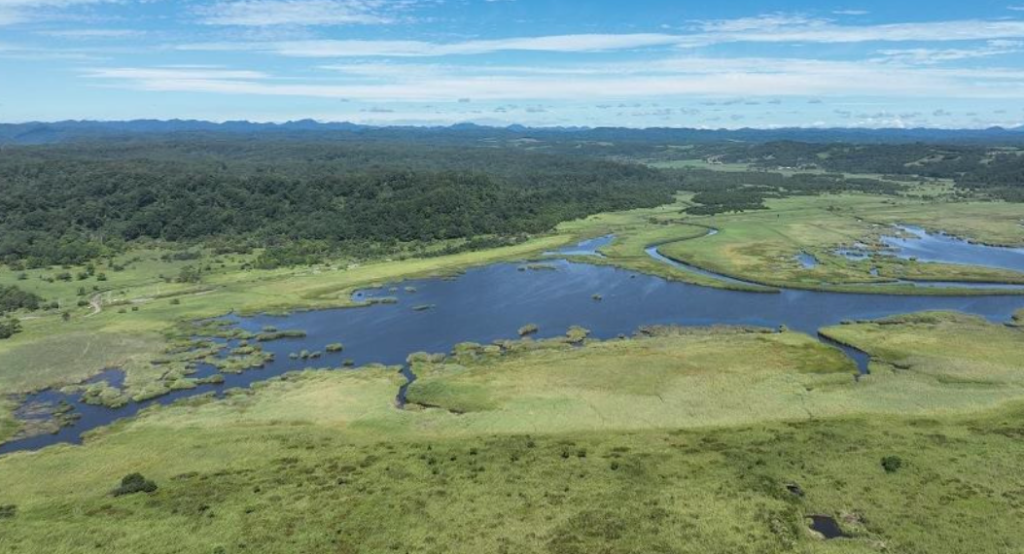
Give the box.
[0,141,678,266]
[2,138,1021,268]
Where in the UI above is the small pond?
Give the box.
[798,253,819,269]
[808,515,846,539]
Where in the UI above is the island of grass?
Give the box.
[1,314,1024,552]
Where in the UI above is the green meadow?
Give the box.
[1,314,1023,553]
[657,195,1024,292]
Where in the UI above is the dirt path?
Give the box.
[86,294,102,317]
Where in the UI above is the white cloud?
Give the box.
[179,17,1024,57]
[87,67,271,80]
[196,0,415,26]
[40,28,144,38]
[183,34,683,57]
[83,56,1024,103]
[875,40,1023,64]
[679,15,1024,47]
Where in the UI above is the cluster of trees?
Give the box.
[957,153,1024,202]
[0,140,678,265]
[0,285,41,314]
[677,169,905,215]
[0,285,41,339]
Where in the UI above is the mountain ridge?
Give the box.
[1,119,1022,145]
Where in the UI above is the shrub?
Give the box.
[177,265,203,284]
[881,455,904,473]
[0,284,42,314]
[518,323,539,337]
[0,318,22,340]
[112,473,158,496]
[0,504,15,519]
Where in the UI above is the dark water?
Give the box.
[808,515,846,539]
[4,241,1024,456]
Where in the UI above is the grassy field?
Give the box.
[822,311,1024,387]
[2,317,1024,552]
[657,195,1024,292]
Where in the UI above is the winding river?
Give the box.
[3,232,1024,456]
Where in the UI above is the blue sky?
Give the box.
[1,0,1024,127]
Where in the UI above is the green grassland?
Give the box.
[657,195,1024,292]
[2,316,1024,552]
[822,311,1024,387]
[405,315,1024,430]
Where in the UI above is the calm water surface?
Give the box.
[882,225,1024,273]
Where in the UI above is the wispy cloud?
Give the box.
[0,0,118,25]
[88,67,271,80]
[182,34,683,57]
[875,39,1024,64]
[84,56,1024,102]
[39,28,144,39]
[681,15,1024,46]
[195,0,417,26]
[179,17,1024,57]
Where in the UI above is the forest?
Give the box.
[0,141,678,266]
[2,137,1022,267]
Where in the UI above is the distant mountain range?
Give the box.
[1,119,1022,146]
